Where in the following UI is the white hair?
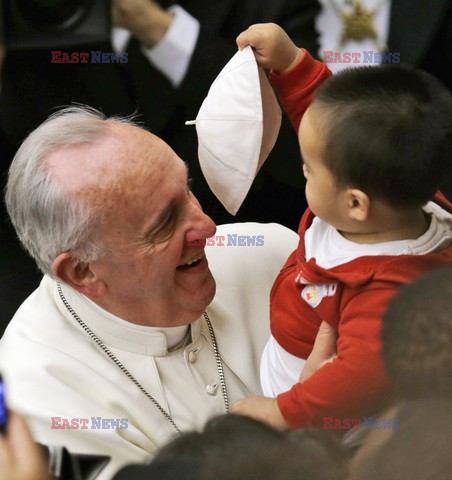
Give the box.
[5,105,141,277]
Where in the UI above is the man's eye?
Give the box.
[146,215,176,245]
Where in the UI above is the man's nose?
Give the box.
[185,199,217,244]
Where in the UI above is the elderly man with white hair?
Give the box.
[0,105,297,478]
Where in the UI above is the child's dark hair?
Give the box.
[381,267,452,399]
[354,398,452,480]
[312,65,452,207]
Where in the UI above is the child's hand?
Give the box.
[230,396,288,430]
[236,23,303,74]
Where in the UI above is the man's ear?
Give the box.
[53,252,107,298]
[345,189,371,222]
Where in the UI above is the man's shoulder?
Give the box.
[0,275,81,359]
[3,275,60,332]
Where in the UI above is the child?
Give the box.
[231,24,452,428]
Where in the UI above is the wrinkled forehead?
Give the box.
[45,122,176,208]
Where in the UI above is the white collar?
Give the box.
[54,281,198,356]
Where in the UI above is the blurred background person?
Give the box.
[114,414,350,480]
[350,397,452,480]
[381,266,452,401]
[315,0,452,89]
[352,267,452,475]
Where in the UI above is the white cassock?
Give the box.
[0,222,298,479]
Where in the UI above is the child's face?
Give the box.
[298,106,348,229]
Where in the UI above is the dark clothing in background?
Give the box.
[387,0,452,91]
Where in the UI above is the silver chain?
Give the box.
[57,283,229,434]
[203,311,229,412]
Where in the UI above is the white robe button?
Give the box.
[188,351,197,363]
[205,383,218,395]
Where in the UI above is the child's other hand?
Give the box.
[230,396,288,430]
[236,23,303,74]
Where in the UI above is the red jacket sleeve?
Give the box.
[269,49,332,132]
[276,288,393,427]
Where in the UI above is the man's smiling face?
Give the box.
[53,122,217,326]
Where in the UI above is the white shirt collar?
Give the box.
[54,281,196,356]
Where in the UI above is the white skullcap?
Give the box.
[186,45,282,215]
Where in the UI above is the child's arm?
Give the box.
[236,23,332,131]
[231,320,338,429]
[232,288,393,428]
[278,288,393,427]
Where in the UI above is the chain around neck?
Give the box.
[57,283,229,434]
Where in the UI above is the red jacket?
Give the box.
[268,50,452,427]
